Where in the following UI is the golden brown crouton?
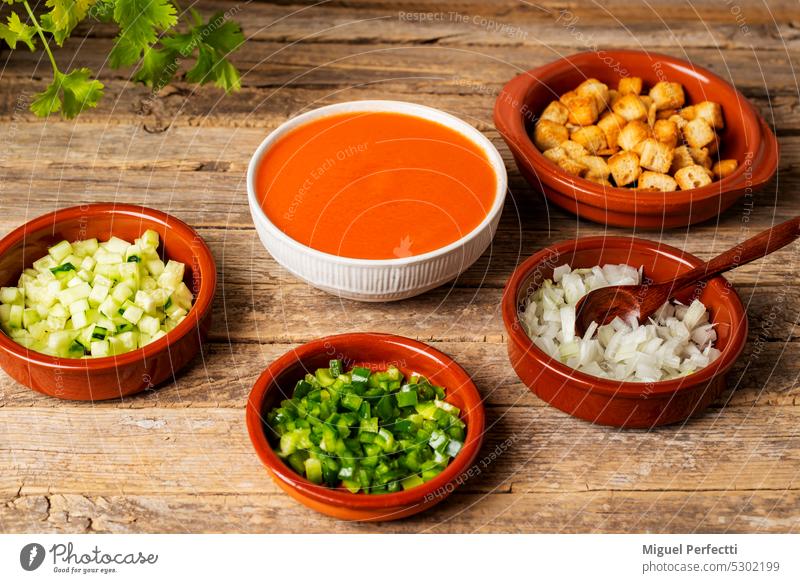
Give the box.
[639,171,678,192]
[656,108,677,120]
[653,119,679,148]
[608,151,641,186]
[689,147,713,169]
[682,118,716,149]
[670,145,695,173]
[597,112,626,151]
[649,81,685,110]
[679,105,696,120]
[617,120,652,151]
[618,77,643,95]
[712,159,739,179]
[560,139,589,160]
[576,78,610,111]
[571,125,607,153]
[692,101,725,129]
[639,95,654,110]
[557,157,588,176]
[540,100,569,124]
[705,135,719,155]
[542,147,566,163]
[580,155,610,179]
[612,94,649,122]
[608,89,621,108]
[668,114,688,131]
[674,164,713,190]
[635,138,674,174]
[561,93,599,126]
[534,120,569,151]
[646,102,658,127]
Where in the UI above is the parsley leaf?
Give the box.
[30,68,104,118]
[0,11,37,50]
[10,0,243,118]
[160,12,243,92]
[109,0,176,67]
[133,45,179,89]
[40,0,96,46]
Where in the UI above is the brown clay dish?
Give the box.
[0,203,216,400]
[494,50,779,228]
[502,236,748,428]
[246,332,485,521]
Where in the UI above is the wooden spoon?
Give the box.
[574,216,800,336]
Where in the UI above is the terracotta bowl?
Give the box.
[502,236,748,428]
[494,50,779,228]
[246,332,486,521]
[0,204,216,401]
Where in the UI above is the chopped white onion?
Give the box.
[519,264,721,383]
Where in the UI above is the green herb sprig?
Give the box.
[0,0,245,119]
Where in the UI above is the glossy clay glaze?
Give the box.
[0,204,216,400]
[246,332,485,521]
[494,50,779,228]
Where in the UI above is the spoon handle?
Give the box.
[669,216,800,292]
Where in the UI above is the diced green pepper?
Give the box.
[342,392,363,411]
[304,457,323,484]
[396,388,418,407]
[351,366,371,385]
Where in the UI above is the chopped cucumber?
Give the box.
[0,231,193,358]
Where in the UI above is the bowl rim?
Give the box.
[0,203,217,371]
[245,332,486,510]
[246,99,508,266]
[493,49,774,206]
[501,235,749,398]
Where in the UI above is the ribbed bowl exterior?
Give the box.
[247,100,507,301]
[250,198,501,301]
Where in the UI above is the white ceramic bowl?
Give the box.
[246,100,508,302]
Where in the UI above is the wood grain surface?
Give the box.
[0,0,798,533]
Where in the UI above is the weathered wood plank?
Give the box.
[1,79,797,131]
[2,39,799,98]
[58,0,800,51]
[1,405,799,498]
[2,489,798,533]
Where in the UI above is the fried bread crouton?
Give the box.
[712,159,739,179]
[683,118,716,149]
[576,78,610,111]
[674,164,713,190]
[561,93,599,126]
[618,77,643,96]
[639,171,678,191]
[617,120,652,151]
[635,138,674,173]
[608,151,641,186]
[653,119,679,148]
[649,81,685,110]
[612,94,649,122]
[570,125,607,153]
[597,112,625,152]
[534,120,569,150]
[540,100,570,124]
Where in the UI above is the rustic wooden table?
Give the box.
[1,0,798,533]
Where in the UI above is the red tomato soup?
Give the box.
[256,111,497,260]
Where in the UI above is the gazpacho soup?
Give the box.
[255,111,497,260]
